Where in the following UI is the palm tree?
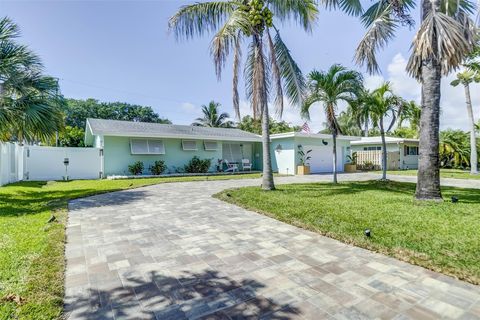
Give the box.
[440,129,471,168]
[169,0,317,190]
[364,82,404,180]
[322,0,478,200]
[0,17,64,143]
[349,87,372,137]
[302,64,363,183]
[192,101,234,128]
[451,70,479,174]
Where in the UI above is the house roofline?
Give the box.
[270,132,360,141]
[91,132,262,142]
[351,137,419,145]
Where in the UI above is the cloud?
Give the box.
[365,53,480,130]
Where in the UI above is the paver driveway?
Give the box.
[65,174,480,319]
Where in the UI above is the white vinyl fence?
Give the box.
[356,150,400,170]
[0,143,103,186]
[0,142,24,186]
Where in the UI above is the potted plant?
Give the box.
[344,152,357,173]
[297,145,312,175]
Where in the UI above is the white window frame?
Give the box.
[130,139,165,155]
[182,140,198,151]
[204,141,218,151]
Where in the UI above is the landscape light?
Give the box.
[451,196,458,203]
[364,229,371,237]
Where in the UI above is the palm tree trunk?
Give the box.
[332,130,338,184]
[464,83,478,174]
[252,34,275,190]
[380,118,387,180]
[364,120,368,137]
[415,0,442,201]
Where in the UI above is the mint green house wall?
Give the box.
[99,136,261,176]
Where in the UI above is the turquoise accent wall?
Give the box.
[102,136,261,176]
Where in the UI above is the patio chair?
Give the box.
[224,160,238,173]
[241,159,252,171]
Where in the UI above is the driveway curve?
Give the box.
[65,174,480,319]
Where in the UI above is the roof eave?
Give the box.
[92,132,262,142]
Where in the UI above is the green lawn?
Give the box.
[385,168,480,180]
[0,173,264,319]
[215,181,480,285]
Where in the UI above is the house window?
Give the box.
[363,146,381,151]
[130,139,165,154]
[405,145,418,156]
[222,143,242,162]
[204,141,218,151]
[182,140,198,151]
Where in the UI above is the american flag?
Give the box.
[301,122,311,134]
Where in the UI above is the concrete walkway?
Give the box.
[64,174,480,319]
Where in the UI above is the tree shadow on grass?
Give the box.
[65,269,300,319]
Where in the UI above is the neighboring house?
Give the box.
[84,118,262,176]
[351,136,419,170]
[270,132,359,175]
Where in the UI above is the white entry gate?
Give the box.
[25,146,102,181]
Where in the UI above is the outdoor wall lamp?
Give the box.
[275,144,282,152]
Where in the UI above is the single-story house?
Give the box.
[84,118,359,176]
[350,136,419,170]
[85,118,263,176]
[270,132,359,174]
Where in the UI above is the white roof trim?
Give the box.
[351,136,419,145]
[91,131,261,142]
[270,132,360,141]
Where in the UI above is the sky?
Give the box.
[1,0,478,132]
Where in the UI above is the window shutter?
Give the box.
[204,141,218,151]
[148,140,165,154]
[131,139,148,154]
[131,139,165,154]
[182,140,198,151]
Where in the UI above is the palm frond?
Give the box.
[407,10,475,79]
[168,1,236,40]
[232,33,242,120]
[319,0,363,16]
[273,30,305,108]
[268,0,318,31]
[210,9,249,79]
[266,28,283,117]
[0,17,20,41]
[355,4,398,74]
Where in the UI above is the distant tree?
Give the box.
[192,101,233,128]
[0,17,64,143]
[393,126,418,139]
[440,130,472,169]
[451,69,479,174]
[59,126,85,147]
[64,98,171,129]
[320,106,364,136]
[364,82,404,180]
[302,64,363,183]
[237,115,299,135]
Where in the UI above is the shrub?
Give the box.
[149,160,167,175]
[184,156,212,173]
[128,161,144,175]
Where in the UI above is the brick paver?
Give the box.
[64,174,480,319]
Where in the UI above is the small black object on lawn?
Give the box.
[226,193,231,197]
[364,229,371,237]
[451,196,459,203]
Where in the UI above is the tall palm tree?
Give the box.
[451,69,479,174]
[322,0,478,200]
[302,64,363,183]
[192,101,234,128]
[364,82,404,180]
[0,17,64,143]
[169,0,317,190]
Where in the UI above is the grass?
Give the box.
[0,173,264,319]
[215,180,480,285]
[384,168,480,180]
